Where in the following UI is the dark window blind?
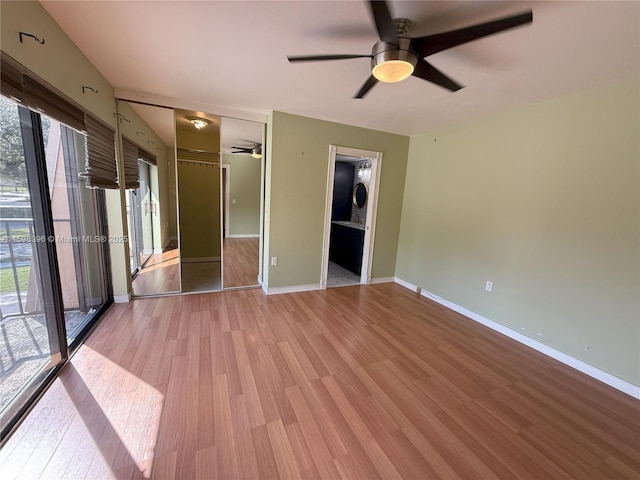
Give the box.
[2,51,118,190]
[138,146,157,166]
[1,52,85,132]
[22,76,86,132]
[83,115,118,189]
[122,137,139,189]
[1,54,24,100]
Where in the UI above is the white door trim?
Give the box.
[221,164,230,238]
[321,145,383,288]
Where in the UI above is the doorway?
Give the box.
[321,145,382,288]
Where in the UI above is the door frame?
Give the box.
[320,145,383,288]
[220,164,230,238]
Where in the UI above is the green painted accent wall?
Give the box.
[221,154,261,236]
[265,111,409,288]
[176,127,221,259]
[176,128,219,153]
[397,79,640,385]
[177,162,220,259]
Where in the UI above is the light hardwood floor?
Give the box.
[132,248,180,296]
[223,237,259,288]
[1,284,638,479]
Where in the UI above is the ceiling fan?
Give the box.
[287,0,532,98]
[231,142,262,158]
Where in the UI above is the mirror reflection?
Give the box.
[220,117,264,288]
[175,109,222,293]
[117,100,180,296]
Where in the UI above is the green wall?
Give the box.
[265,111,409,288]
[397,79,640,385]
[176,127,221,259]
[221,153,261,236]
[177,162,220,259]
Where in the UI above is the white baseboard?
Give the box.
[113,293,131,303]
[226,234,260,238]
[370,276,395,284]
[181,257,221,263]
[393,277,640,399]
[153,248,163,254]
[264,283,322,295]
[393,277,416,290]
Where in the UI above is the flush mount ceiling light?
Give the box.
[188,117,210,129]
[371,20,417,83]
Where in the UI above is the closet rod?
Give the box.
[177,147,220,154]
[177,159,219,166]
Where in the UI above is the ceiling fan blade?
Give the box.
[415,10,533,57]
[368,0,398,44]
[288,54,371,63]
[354,75,378,99]
[412,59,463,92]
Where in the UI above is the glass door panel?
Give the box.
[0,96,64,433]
[126,190,140,275]
[40,116,108,344]
[138,160,154,267]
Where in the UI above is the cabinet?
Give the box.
[329,222,364,275]
[331,163,355,221]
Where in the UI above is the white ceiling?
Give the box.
[42,1,639,136]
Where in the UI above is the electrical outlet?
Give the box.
[416,287,422,295]
[485,281,493,292]
[584,345,590,351]
[232,198,237,204]
[271,256,277,266]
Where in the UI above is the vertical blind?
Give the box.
[1,51,118,189]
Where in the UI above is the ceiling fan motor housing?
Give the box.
[371,35,418,83]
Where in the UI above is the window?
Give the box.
[0,94,112,441]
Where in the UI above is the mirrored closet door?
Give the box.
[219,117,264,289]
[117,100,180,296]
[175,109,222,293]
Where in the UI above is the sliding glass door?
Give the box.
[0,96,65,435]
[127,160,154,275]
[0,95,111,440]
[41,116,109,344]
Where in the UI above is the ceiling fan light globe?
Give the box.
[373,60,414,83]
[371,38,417,83]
